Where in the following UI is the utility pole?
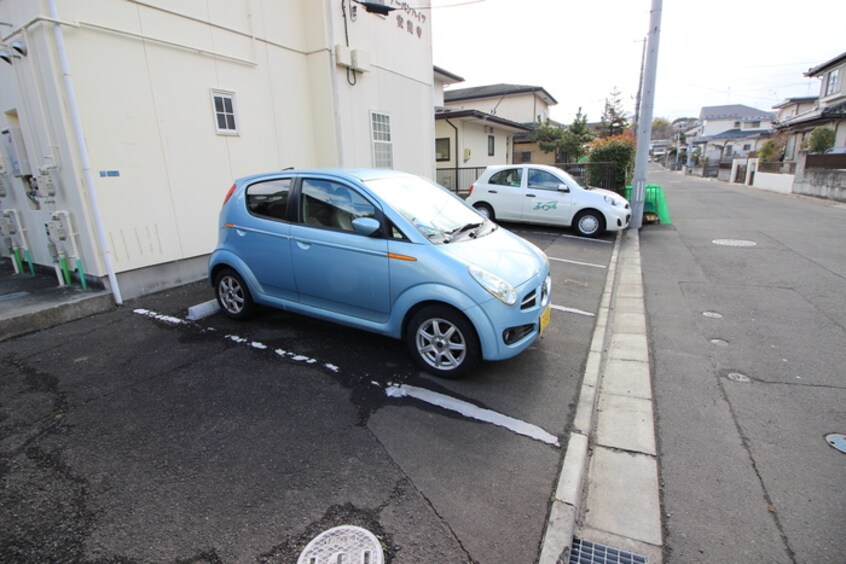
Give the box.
[630,0,662,230]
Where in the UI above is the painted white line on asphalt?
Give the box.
[551,304,595,317]
[557,233,613,244]
[385,383,560,447]
[548,256,606,269]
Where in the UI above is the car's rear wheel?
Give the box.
[573,210,605,238]
[406,305,480,379]
[215,268,256,320]
[473,202,495,221]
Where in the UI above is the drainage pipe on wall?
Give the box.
[46,0,122,304]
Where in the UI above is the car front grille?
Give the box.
[521,289,537,310]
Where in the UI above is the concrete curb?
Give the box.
[538,231,623,564]
[0,290,115,342]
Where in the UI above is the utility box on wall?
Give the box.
[2,127,31,177]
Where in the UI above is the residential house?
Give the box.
[773,51,846,152]
[771,97,818,160]
[0,0,435,301]
[767,51,846,201]
[691,104,774,163]
[442,83,558,165]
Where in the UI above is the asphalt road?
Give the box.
[641,169,846,562]
[0,224,615,562]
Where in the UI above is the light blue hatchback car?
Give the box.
[209,169,551,378]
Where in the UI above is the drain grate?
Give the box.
[570,538,647,564]
[297,525,384,564]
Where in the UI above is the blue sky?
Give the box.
[431,0,844,123]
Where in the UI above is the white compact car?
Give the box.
[465,164,631,237]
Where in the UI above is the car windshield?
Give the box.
[365,175,487,243]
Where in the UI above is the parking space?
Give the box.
[0,224,617,563]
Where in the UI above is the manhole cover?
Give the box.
[825,433,846,454]
[713,239,757,247]
[726,372,750,383]
[702,311,723,319]
[298,525,384,564]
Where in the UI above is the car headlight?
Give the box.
[469,265,517,305]
[603,195,619,207]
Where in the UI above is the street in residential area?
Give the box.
[2,166,845,563]
[642,168,846,562]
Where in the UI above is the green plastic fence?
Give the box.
[623,184,672,224]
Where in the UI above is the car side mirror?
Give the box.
[558,184,570,192]
[352,217,381,236]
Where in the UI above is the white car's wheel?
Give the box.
[574,210,605,238]
[473,203,495,221]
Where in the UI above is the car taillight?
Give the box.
[222,183,236,207]
[468,183,474,196]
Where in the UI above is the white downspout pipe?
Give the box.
[47,0,123,304]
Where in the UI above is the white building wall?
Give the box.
[0,0,434,298]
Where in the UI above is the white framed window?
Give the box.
[825,68,841,97]
[370,111,393,168]
[211,90,238,135]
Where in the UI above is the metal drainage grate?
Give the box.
[297,525,384,564]
[712,239,757,247]
[570,538,647,564]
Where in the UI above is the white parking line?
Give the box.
[385,383,560,447]
[551,304,595,317]
[556,233,613,244]
[548,256,606,269]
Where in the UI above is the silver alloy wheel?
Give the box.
[218,274,246,315]
[475,205,490,219]
[415,317,467,371]
[578,213,600,235]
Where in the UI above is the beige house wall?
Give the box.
[0,0,434,298]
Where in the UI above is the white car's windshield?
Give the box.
[366,175,489,243]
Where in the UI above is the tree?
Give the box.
[600,88,629,138]
[650,117,673,140]
[530,119,565,161]
[757,135,786,162]
[560,108,594,162]
[806,126,835,153]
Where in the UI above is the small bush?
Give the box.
[588,132,635,191]
[806,127,835,153]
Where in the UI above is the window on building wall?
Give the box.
[488,135,495,157]
[744,121,760,129]
[520,151,532,163]
[211,91,238,135]
[371,111,393,168]
[743,143,752,151]
[724,144,733,156]
[734,121,741,128]
[825,68,841,97]
[436,138,450,162]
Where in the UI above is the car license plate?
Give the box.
[540,306,551,335]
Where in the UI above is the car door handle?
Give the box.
[295,240,311,250]
[487,190,498,194]
[526,194,537,197]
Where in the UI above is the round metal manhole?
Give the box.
[713,239,757,247]
[726,371,751,383]
[702,311,723,319]
[297,525,384,564]
[825,433,846,454]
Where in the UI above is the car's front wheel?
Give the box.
[573,210,605,238]
[406,305,480,379]
[215,268,256,320]
[473,202,495,221]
